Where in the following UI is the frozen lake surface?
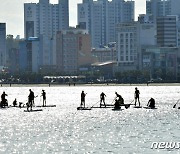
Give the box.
[0,85,180,154]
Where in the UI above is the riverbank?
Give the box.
[1,82,180,87]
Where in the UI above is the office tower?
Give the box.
[157,16,178,47]
[78,0,134,48]
[24,0,69,39]
[0,23,6,66]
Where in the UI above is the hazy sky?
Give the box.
[0,0,145,38]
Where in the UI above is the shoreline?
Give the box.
[1,82,180,87]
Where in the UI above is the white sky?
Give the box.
[0,0,146,38]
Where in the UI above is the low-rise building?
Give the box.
[142,46,178,80]
[91,43,116,62]
[19,36,56,73]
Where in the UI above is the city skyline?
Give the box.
[0,0,145,38]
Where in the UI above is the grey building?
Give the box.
[0,23,7,66]
[78,0,134,48]
[142,46,178,80]
[146,0,180,22]
[24,0,69,39]
[157,16,178,47]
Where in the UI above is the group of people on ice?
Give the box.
[80,87,156,109]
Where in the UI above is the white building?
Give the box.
[0,23,7,66]
[24,0,69,39]
[116,22,156,71]
[78,0,134,48]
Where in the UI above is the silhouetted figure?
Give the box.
[134,87,140,106]
[114,92,124,109]
[13,98,17,107]
[147,82,149,86]
[27,89,34,111]
[19,102,23,108]
[1,91,8,107]
[41,90,46,107]
[115,92,121,102]
[80,91,86,107]
[100,92,106,107]
[147,98,155,108]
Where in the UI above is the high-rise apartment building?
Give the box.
[78,0,134,48]
[0,23,7,66]
[146,0,180,22]
[24,0,69,39]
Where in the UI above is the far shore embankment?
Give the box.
[1,82,180,87]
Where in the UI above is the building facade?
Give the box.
[0,23,7,66]
[157,16,178,47]
[56,28,92,74]
[142,46,178,80]
[91,43,116,62]
[78,0,134,48]
[146,0,180,22]
[19,36,56,73]
[24,0,69,39]
[116,22,156,71]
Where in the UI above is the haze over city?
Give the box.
[0,0,145,38]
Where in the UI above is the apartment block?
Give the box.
[24,0,69,39]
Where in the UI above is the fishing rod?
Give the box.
[173,99,180,108]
